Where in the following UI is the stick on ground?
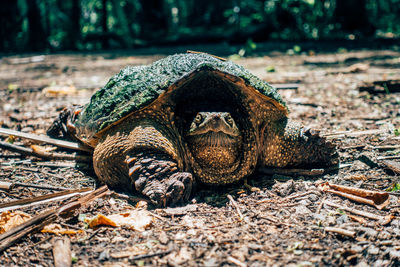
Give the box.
[0,186,109,252]
[227,194,244,221]
[0,187,92,213]
[323,200,385,221]
[0,141,91,162]
[0,127,91,152]
[259,167,324,176]
[325,227,356,238]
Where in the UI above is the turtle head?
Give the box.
[187,112,240,139]
[185,112,242,179]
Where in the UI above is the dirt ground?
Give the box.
[0,45,400,266]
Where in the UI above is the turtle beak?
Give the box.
[210,113,222,127]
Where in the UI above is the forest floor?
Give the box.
[0,45,400,266]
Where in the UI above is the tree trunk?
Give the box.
[111,0,134,47]
[69,0,81,50]
[138,0,169,40]
[101,0,109,49]
[0,0,22,52]
[27,0,47,51]
[335,0,375,36]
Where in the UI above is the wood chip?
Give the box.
[325,227,356,238]
[52,237,71,267]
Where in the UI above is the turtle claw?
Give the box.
[141,172,193,207]
[47,105,82,139]
[143,183,167,207]
[166,172,193,205]
[126,154,193,207]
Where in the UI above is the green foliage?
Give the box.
[265,66,276,73]
[71,256,78,264]
[386,183,400,192]
[2,0,400,52]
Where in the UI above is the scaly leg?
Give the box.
[93,123,193,207]
[261,119,339,168]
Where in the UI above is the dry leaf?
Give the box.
[85,210,153,231]
[31,144,57,153]
[43,84,78,96]
[86,214,117,228]
[108,210,153,231]
[0,211,31,234]
[41,223,83,235]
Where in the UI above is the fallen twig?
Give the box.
[227,256,247,267]
[129,248,173,261]
[0,185,108,252]
[373,145,400,150]
[319,182,390,210]
[283,190,321,201]
[342,144,366,150]
[316,197,326,214]
[34,162,77,168]
[243,178,260,192]
[323,200,388,222]
[0,141,90,162]
[324,227,356,238]
[227,195,244,221]
[52,237,71,267]
[0,187,92,213]
[0,127,91,152]
[86,228,104,241]
[324,129,387,139]
[377,155,400,160]
[259,167,324,176]
[0,181,71,191]
[256,214,279,224]
[348,214,367,224]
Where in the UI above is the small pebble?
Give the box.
[367,245,379,255]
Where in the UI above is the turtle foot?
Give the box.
[47,105,82,139]
[126,152,193,207]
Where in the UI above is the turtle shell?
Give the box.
[73,53,288,146]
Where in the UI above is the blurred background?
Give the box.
[1,0,400,53]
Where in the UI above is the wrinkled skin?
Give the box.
[49,108,338,207]
[48,53,338,207]
[92,111,244,206]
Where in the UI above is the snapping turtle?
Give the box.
[48,53,338,206]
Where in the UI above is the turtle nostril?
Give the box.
[212,114,220,120]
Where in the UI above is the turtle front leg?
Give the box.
[93,124,193,207]
[261,120,339,168]
[126,151,193,206]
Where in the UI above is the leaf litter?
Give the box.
[0,48,399,266]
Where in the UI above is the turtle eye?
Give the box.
[194,114,203,124]
[225,115,234,126]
